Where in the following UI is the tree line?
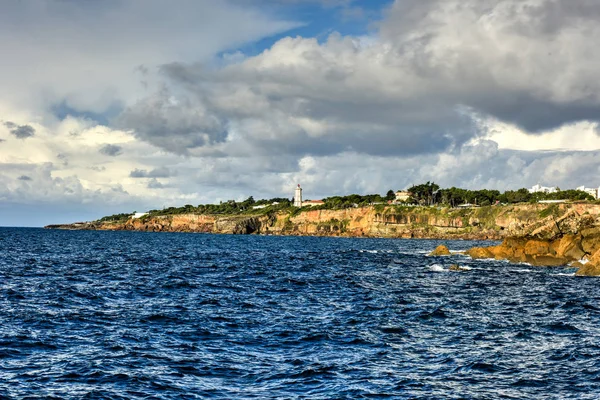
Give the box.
[96,182,596,222]
[406,182,594,206]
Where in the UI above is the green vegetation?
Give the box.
[95,182,595,222]
[539,204,561,218]
[407,182,594,206]
[98,213,134,223]
[307,193,387,211]
[145,197,293,218]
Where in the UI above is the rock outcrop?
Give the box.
[461,206,600,275]
[429,245,451,256]
[449,264,469,272]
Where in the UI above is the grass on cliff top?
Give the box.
[97,202,588,224]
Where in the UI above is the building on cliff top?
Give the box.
[294,184,303,207]
[293,184,324,207]
[529,184,558,194]
[303,200,325,207]
[576,185,599,199]
[395,191,411,202]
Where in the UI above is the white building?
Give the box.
[132,212,148,219]
[395,191,411,202]
[294,184,303,207]
[303,200,325,207]
[529,184,558,194]
[576,185,599,199]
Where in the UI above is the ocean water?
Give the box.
[1,228,600,399]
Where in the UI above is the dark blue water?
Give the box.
[1,228,600,399]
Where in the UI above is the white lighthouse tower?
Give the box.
[294,184,303,207]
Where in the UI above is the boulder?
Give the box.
[530,255,568,267]
[570,261,585,269]
[449,264,469,272]
[575,263,600,276]
[580,227,600,254]
[466,247,494,259]
[575,249,600,276]
[553,234,585,261]
[429,245,451,256]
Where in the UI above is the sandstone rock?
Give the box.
[530,255,568,267]
[575,263,600,276]
[570,261,584,269]
[556,235,585,261]
[524,240,553,256]
[574,247,599,274]
[449,264,469,271]
[429,245,451,256]
[580,227,600,255]
[466,247,494,259]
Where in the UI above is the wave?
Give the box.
[428,264,446,272]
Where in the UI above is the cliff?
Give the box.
[46,203,600,240]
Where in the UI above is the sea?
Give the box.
[1,227,600,399]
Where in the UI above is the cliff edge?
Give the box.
[46,202,600,239]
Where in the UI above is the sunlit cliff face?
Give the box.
[2,0,600,226]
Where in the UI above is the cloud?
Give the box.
[3,121,35,139]
[18,175,32,181]
[116,0,600,161]
[129,167,175,178]
[117,88,227,154]
[147,178,165,189]
[0,0,301,121]
[99,144,123,156]
[5,0,600,226]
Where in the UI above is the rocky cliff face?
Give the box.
[47,202,600,275]
[47,203,600,240]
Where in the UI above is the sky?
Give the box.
[2,0,600,227]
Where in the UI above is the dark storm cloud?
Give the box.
[4,121,35,139]
[474,95,600,134]
[99,144,122,156]
[18,175,32,181]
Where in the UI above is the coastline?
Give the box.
[44,203,600,276]
[44,202,600,240]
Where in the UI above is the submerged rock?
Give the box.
[449,264,469,272]
[429,245,451,256]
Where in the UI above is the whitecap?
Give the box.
[511,268,534,273]
[428,264,446,272]
[554,273,575,277]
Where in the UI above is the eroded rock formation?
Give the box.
[461,206,600,276]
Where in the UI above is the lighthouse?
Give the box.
[294,184,303,207]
